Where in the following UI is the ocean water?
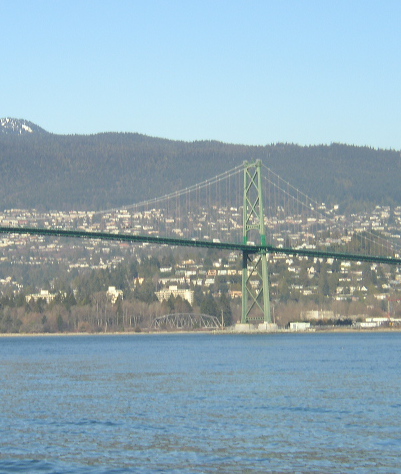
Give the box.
[1,332,401,473]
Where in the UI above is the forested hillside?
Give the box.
[0,123,400,210]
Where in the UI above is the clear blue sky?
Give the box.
[2,0,400,149]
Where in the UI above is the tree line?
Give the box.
[0,254,235,333]
[1,132,400,210]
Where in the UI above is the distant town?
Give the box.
[1,202,401,333]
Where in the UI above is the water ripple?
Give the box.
[1,333,401,473]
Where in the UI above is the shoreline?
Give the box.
[1,326,401,337]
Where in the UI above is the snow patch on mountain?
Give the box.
[0,118,47,135]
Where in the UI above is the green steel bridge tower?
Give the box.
[241,160,271,324]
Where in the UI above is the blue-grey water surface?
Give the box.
[1,332,401,473]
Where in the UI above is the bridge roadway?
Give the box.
[1,226,401,266]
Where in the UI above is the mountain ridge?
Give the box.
[1,118,400,211]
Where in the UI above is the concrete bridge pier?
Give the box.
[234,322,278,332]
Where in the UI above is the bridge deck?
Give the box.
[1,226,401,265]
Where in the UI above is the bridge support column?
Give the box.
[241,160,271,324]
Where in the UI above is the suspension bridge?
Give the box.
[1,160,401,328]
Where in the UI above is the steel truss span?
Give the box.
[1,226,401,266]
[151,313,221,330]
